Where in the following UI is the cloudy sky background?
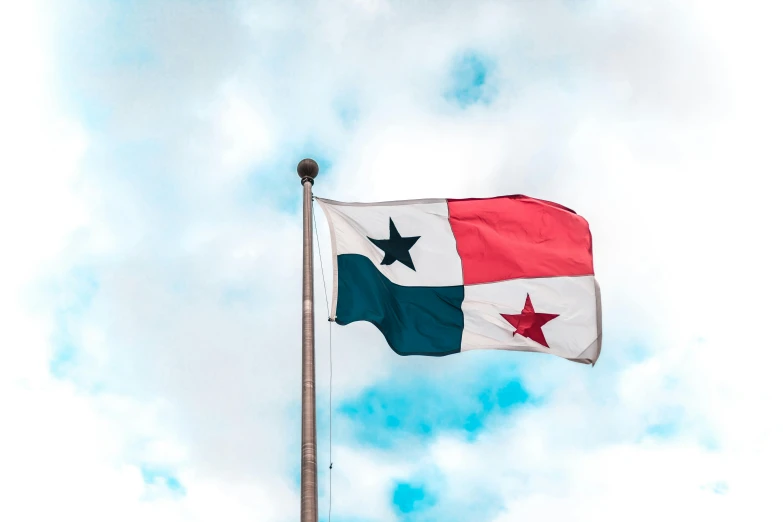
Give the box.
[1,0,781,520]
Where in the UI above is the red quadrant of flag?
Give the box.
[447,195,594,285]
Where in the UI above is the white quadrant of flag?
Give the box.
[320,198,463,287]
[461,276,601,363]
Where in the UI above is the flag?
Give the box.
[316,195,601,365]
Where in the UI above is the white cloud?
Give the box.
[329,444,412,521]
[211,80,275,175]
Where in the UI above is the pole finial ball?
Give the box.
[297,158,319,184]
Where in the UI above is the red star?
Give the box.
[500,294,559,348]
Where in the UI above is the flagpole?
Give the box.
[298,158,319,522]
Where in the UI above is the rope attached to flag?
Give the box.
[312,196,334,522]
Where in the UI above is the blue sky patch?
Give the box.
[49,267,99,377]
[50,341,77,378]
[140,466,186,496]
[445,52,496,108]
[646,421,678,438]
[393,481,436,514]
[105,0,159,68]
[333,93,361,129]
[69,95,112,131]
[643,403,687,441]
[338,358,536,448]
[113,46,156,67]
[699,433,720,452]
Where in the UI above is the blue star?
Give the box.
[368,218,421,271]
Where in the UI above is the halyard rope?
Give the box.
[312,196,334,522]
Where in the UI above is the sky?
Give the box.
[1,0,781,520]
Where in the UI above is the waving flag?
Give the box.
[316,195,602,365]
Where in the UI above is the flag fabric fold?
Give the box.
[316,195,602,365]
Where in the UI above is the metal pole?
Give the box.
[297,158,319,522]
